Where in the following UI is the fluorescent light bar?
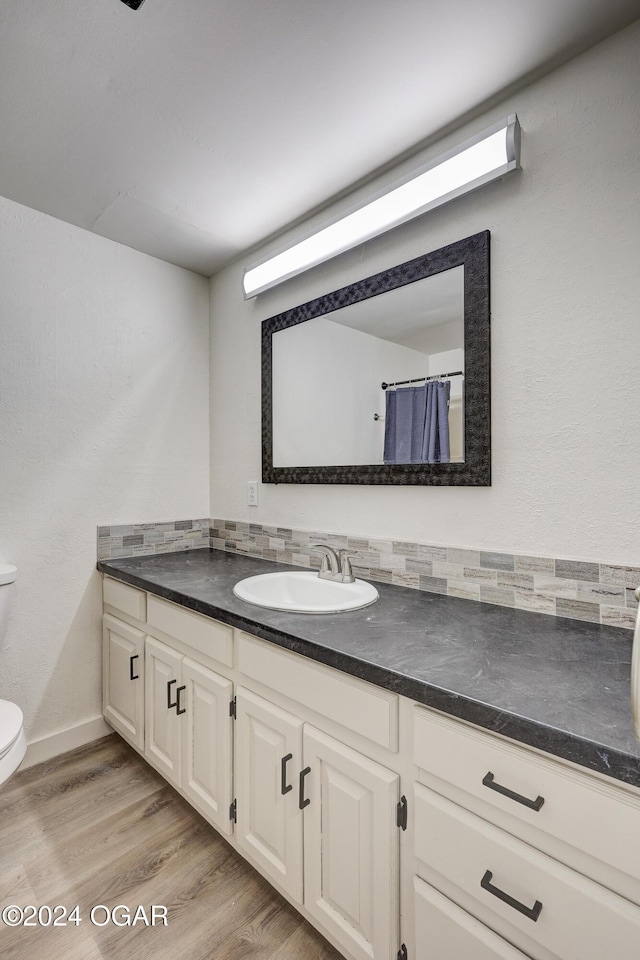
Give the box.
[243,115,520,298]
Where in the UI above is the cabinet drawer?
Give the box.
[103,577,146,622]
[238,633,398,751]
[147,595,233,667]
[414,783,640,960]
[413,876,529,960]
[414,706,640,887]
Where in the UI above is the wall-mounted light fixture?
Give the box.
[243,114,520,298]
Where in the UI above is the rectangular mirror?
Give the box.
[262,231,490,485]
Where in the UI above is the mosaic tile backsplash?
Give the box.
[97,518,210,559]
[98,518,640,631]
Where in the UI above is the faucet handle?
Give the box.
[339,551,356,583]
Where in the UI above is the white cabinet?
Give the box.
[235,685,400,960]
[103,581,235,839]
[104,577,146,623]
[414,878,530,960]
[103,575,640,960]
[145,636,184,784]
[238,632,398,751]
[145,635,234,835]
[147,593,233,667]
[182,656,233,831]
[102,613,145,751]
[415,783,640,960]
[412,705,640,960]
[234,686,304,901]
[413,707,640,902]
[303,724,399,960]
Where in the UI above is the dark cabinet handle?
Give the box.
[299,766,311,809]
[167,679,178,710]
[480,870,542,922]
[176,685,186,716]
[129,654,139,681]
[482,772,544,811]
[281,754,293,794]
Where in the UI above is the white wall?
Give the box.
[0,197,210,749]
[209,20,640,566]
[272,317,431,466]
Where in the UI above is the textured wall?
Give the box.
[209,21,640,567]
[0,198,210,744]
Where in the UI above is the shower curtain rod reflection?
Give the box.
[381,371,463,390]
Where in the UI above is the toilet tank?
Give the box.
[0,565,18,641]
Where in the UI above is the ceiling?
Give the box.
[1,0,637,277]
[331,267,463,345]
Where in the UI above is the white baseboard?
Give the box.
[22,716,112,770]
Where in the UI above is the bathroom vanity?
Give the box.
[99,549,640,960]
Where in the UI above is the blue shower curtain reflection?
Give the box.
[383,381,451,464]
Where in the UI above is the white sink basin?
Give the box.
[233,571,379,614]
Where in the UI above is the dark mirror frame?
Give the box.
[262,230,490,485]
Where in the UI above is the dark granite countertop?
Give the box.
[98,548,640,789]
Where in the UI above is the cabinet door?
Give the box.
[303,725,399,960]
[235,686,304,902]
[182,657,233,835]
[103,614,145,750]
[145,636,183,785]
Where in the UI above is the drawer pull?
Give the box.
[167,679,178,710]
[480,869,543,922]
[482,771,544,811]
[281,754,293,795]
[299,766,311,809]
[176,685,186,716]
[129,654,139,681]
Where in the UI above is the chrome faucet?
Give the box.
[312,544,355,584]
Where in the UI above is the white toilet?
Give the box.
[0,564,26,786]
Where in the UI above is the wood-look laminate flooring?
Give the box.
[0,734,343,960]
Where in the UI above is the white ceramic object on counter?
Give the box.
[233,570,379,614]
[631,586,640,740]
